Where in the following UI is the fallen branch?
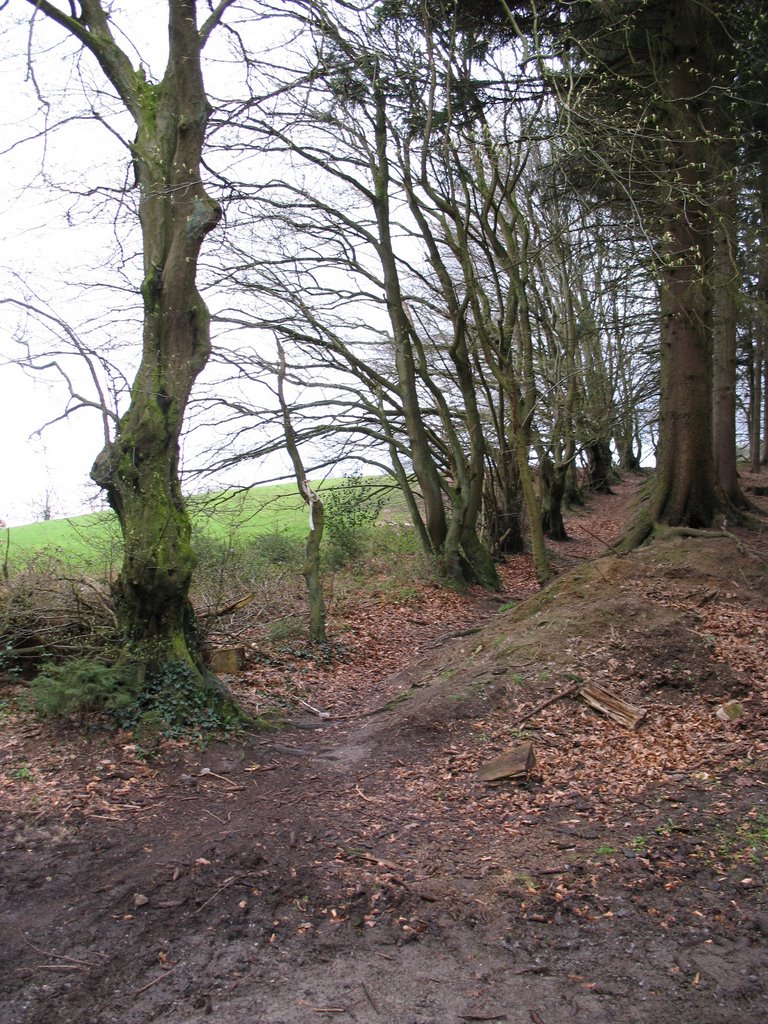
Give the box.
[516,683,579,726]
[427,625,483,648]
[200,592,257,619]
[293,696,330,719]
[579,682,646,729]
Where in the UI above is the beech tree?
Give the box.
[22,1,237,695]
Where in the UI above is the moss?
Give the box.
[134,68,163,126]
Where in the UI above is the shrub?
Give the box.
[27,655,241,741]
[26,657,136,720]
[251,531,304,566]
[324,471,386,565]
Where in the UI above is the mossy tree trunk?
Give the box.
[30,0,234,687]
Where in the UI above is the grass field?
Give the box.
[2,477,403,572]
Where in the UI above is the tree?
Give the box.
[22,1,237,695]
[205,1,506,588]
[276,342,327,645]
[551,0,764,538]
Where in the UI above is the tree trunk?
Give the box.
[646,3,729,532]
[585,440,614,494]
[565,460,585,506]
[371,85,447,558]
[712,196,747,505]
[650,209,720,528]
[277,344,327,645]
[30,0,232,690]
[615,407,642,472]
[508,385,550,582]
[482,453,526,556]
[539,456,569,541]
[752,330,765,472]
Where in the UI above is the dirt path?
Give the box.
[2,474,767,1024]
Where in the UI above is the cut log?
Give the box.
[579,682,646,729]
[477,742,535,782]
[208,647,245,674]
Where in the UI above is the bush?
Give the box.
[324,471,386,565]
[27,655,241,741]
[251,531,304,565]
[26,657,136,720]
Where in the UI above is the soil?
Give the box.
[2,473,767,1024]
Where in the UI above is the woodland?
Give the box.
[1,2,767,1022]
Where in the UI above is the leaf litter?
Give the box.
[1,471,767,1024]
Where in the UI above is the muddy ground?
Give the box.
[1,476,767,1024]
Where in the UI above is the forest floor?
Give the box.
[1,471,767,1024]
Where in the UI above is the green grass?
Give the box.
[3,477,405,572]
[187,483,314,544]
[5,511,123,573]
[713,810,768,866]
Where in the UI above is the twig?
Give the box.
[201,592,257,619]
[573,522,623,555]
[134,965,178,996]
[294,696,331,719]
[193,873,257,915]
[354,785,382,804]
[32,963,90,972]
[198,768,243,790]
[296,1002,346,1014]
[361,981,379,1014]
[516,683,579,727]
[23,935,103,969]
